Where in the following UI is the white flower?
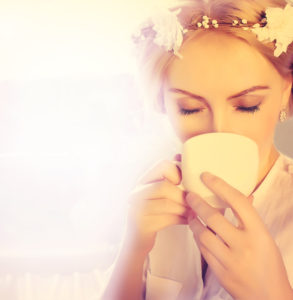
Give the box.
[149,6,186,59]
[251,4,293,57]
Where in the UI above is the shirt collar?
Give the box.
[251,152,284,210]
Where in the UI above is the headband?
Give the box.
[132,1,293,59]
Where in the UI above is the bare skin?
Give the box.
[101,32,293,299]
[163,32,292,192]
[161,32,293,299]
[100,159,190,299]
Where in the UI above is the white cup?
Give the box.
[176,133,259,209]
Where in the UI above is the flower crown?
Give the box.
[132,1,293,59]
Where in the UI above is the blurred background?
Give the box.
[0,0,182,299]
[0,0,292,299]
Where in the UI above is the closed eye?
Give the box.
[179,105,261,115]
[236,105,260,113]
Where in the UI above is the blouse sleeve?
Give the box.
[97,247,150,300]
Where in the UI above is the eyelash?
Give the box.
[179,105,261,116]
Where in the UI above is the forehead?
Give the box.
[164,32,280,94]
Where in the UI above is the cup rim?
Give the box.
[183,132,257,148]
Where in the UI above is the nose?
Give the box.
[210,111,229,133]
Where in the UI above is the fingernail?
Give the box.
[186,192,194,203]
[173,153,182,162]
[187,209,196,222]
[201,172,214,182]
[186,192,199,204]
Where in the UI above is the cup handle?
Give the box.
[172,160,185,191]
[173,159,227,212]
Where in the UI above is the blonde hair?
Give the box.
[133,0,293,117]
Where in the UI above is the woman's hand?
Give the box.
[187,172,293,300]
[125,157,189,255]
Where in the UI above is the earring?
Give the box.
[280,109,287,122]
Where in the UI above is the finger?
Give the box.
[188,215,231,268]
[248,194,254,205]
[129,179,188,207]
[146,214,188,232]
[199,243,228,284]
[137,198,189,218]
[187,209,197,223]
[173,153,182,162]
[186,192,241,248]
[200,172,262,230]
[138,160,182,185]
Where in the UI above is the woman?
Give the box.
[100,0,293,299]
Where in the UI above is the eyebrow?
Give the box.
[168,85,271,101]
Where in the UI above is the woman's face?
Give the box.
[163,32,292,164]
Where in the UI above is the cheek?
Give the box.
[165,103,189,141]
[166,112,206,143]
[165,97,210,141]
[241,109,279,156]
[166,113,188,142]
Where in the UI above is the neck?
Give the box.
[251,145,280,194]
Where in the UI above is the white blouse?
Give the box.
[143,151,293,300]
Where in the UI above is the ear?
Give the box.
[280,73,293,109]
